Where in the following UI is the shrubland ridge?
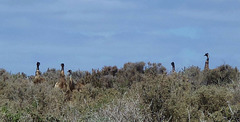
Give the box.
[0,61,239,121]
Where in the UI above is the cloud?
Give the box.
[0,0,240,74]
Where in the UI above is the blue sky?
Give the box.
[0,0,240,75]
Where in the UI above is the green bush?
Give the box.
[0,62,239,121]
[145,62,166,76]
[191,86,233,121]
[140,74,192,121]
[203,65,238,85]
[181,66,202,85]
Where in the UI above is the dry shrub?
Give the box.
[89,94,145,122]
[0,73,81,121]
[72,70,85,83]
[81,62,146,89]
[232,89,240,105]
[0,62,239,121]
[70,85,121,121]
[101,66,118,76]
[191,86,233,121]
[139,73,238,121]
[140,74,192,121]
[99,75,116,88]
[203,65,238,85]
[42,68,60,87]
[145,62,166,76]
[230,104,240,122]
[0,69,10,82]
[123,62,145,74]
[182,66,202,85]
[79,66,118,88]
[115,62,145,88]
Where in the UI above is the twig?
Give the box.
[187,106,191,122]
[167,116,172,122]
[227,101,234,115]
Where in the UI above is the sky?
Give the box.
[0,0,240,75]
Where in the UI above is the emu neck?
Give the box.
[172,66,175,72]
[171,62,175,72]
[204,58,209,70]
[70,75,72,82]
[61,67,65,78]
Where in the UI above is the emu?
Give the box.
[204,53,209,70]
[67,70,75,92]
[34,62,45,84]
[54,63,67,90]
[60,63,65,78]
[171,62,175,73]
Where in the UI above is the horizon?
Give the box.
[0,0,240,75]
[0,58,238,76]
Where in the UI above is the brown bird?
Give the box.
[55,63,67,90]
[171,62,175,73]
[204,53,209,70]
[33,62,45,84]
[67,70,75,92]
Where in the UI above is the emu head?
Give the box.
[204,53,209,58]
[36,62,40,70]
[68,70,72,75]
[61,63,64,69]
[171,62,175,67]
[37,62,40,67]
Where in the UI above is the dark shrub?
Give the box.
[140,74,191,121]
[114,62,145,88]
[123,62,145,74]
[42,68,59,86]
[182,66,201,85]
[203,65,238,85]
[101,66,118,76]
[145,62,166,76]
[191,86,233,121]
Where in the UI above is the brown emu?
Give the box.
[60,63,65,78]
[171,62,175,73]
[34,62,45,84]
[204,53,209,70]
[55,63,67,90]
[36,62,41,75]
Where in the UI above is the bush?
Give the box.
[203,65,238,85]
[89,94,145,121]
[145,62,166,76]
[191,86,233,121]
[0,73,79,121]
[140,74,192,121]
[115,62,146,88]
[181,66,202,85]
[0,62,239,121]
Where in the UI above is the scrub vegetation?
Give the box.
[0,62,239,121]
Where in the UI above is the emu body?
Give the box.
[34,62,45,84]
[55,63,67,90]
